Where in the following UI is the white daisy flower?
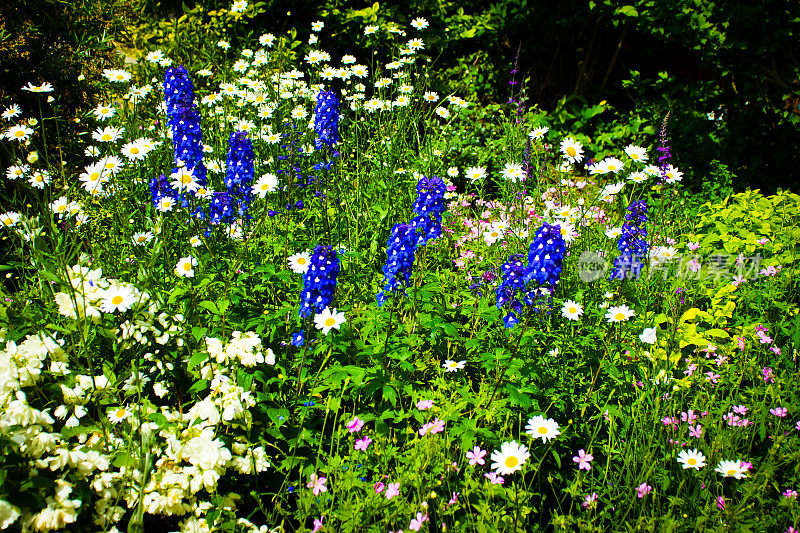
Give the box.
[314,307,346,335]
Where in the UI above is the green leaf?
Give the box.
[188,351,208,370]
[506,385,533,407]
[616,5,639,17]
[551,448,562,469]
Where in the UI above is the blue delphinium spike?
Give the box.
[496,254,530,328]
[526,222,566,290]
[610,201,648,280]
[299,245,340,319]
[376,222,418,306]
[164,66,207,192]
[313,90,340,149]
[409,176,447,246]
[225,130,255,217]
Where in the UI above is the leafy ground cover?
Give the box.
[1,4,799,533]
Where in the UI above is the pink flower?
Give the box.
[385,482,400,500]
[757,331,773,344]
[771,407,788,418]
[684,364,697,376]
[418,421,434,436]
[763,366,775,383]
[429,418,445,434]
[681,410,698,423]
[346,416,365,433]
[573,449,594,471]
[313,516,324,533]
[582,493,598,509]
[689,425,703,438]
[409,512,428,532]
[448,492,459,505]
[374,482,385,494]
[466,446,487,466]
[740,461,753,471]
[687,241,700,250]
[307,473,327,496]
[636,482,652,498]
[416,399,435,410]
[760,265,778,277]
[736,335,746,350]
[354,436,372,451]
[795,420,800,431]
[484,472,505,485]
[705,372,720,384]
[771,346,782,355]
[731,274,747,287]
[783,489,798,499]
[733,405,748,415]
[758,237,769,245]
[717,496,725,509]
[724,412,741,426]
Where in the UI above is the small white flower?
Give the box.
[288,252,311,274]
[314,307,346,334]
[639,327,657,344]
[442,360,466,372]
[175,256,198,278]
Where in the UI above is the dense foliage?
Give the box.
[0,2,799,533]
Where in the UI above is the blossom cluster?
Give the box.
[610,201,648,280]
[299,245,341,318]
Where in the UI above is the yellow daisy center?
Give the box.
[182,263,192,271]
[569,307,577,314]
[614,312,625,321]
[688,458,697,465]
[3,218,13,225]
[136,237,146,242]
[504,456,519,469]
[130,146,140,154]
[566,146,576,157]
[111,295,124,305]
[324,317,336,327]
[14,130,24,138]
[181,175,192,184]
[298,258,307,265]
[727,469,736,476]
[116,408,126,418]
[102,134,112,141]
[538,426,548,435]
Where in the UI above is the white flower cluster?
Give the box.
[205,331,274,367]
[0,326,276,531]
[54,264,148,321]
[0,331,116,531]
